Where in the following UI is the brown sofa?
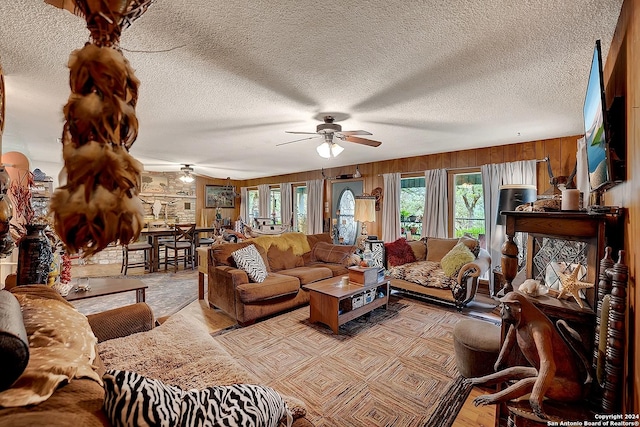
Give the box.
[386,236,491,309]
[0,286,314,427]
[207,232,358,325]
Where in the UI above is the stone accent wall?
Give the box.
[83,171,196,266]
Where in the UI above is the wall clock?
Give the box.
[0,65,4,133]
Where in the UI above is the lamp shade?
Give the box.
[179,173,194,183]
[496,185,537,225]
[354,196,376,223]
[316,142,344,158]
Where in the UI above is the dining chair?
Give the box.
[163,224,196,272]
[121,240,153,275]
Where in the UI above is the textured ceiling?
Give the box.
[0,0,624,180]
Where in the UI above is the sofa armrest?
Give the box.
[86,302,155,343]
[451,248,491,308]
[215,265,250,287]
[456,248,491,283]
[208,265,250,320]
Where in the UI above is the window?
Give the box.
[247,189,259,225]
[270,188,281,224]
[399,177,425,240]
[450,171,485,245]
[336,188,357,245]
[293,185,307,232]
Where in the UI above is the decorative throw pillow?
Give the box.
[310,242,356,266]
[103,369,293,427]
[440,242,476,278]
[425,238,459,262]
[267,245,303,271]
[0,290,29,392]
[212,241,252,266]
[385,238,417,267]
[232,244,269,283]
[407,239,427,261]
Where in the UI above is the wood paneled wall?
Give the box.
[212,136,579,237]
[194,176,238,226]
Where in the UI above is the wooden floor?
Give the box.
[72,263,497,426]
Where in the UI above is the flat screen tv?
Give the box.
[583,40,625,193]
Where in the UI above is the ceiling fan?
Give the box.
[278,115,381,158]
[178,164,195,183]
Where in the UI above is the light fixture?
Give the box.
[179,164,194,183]
[316,134,344,159]
[354,194,376,236]
[353,165,361,178]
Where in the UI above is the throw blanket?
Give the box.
[387,260,455,289]
[0,289,101,407]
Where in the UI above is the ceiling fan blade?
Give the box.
[343,136,382,147]
[337,130,373,136]
[285,131,318,135]
[276,135,321,146]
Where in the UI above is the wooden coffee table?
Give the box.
[303,277,389,334]
[65,278,148,303]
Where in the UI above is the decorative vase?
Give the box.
[16,224,54,286]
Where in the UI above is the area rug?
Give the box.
[214,296,474,427]
[70,270,199,319]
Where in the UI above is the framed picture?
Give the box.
[205,185,235,208]
[141,173,169,193]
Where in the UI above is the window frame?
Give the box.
[399,174,425,240]
[293,183,307,233]
[447,167,484,239]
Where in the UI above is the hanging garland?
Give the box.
[47,0,153,257]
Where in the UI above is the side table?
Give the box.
[196,247,208,300]
[364,239,385,268]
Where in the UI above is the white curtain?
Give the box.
[240,187,248,223]
[280,182,293,227]
[258,184,270,218]
[576,137,590,209]
[382,173,401,242]
[482,159,537,295]
[423,169,448,238]
[306,179,324,234]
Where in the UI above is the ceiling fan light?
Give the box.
[179,173,194,183]
[316,142,331,158]
[330,143,344,157]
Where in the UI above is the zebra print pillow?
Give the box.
[232,244,268,283]
[103,369,293,427]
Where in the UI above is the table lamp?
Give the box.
[496,185,537,225]
[354,195,376,236]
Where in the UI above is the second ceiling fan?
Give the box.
[278,115,381,158]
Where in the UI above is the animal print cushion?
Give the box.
[103,369,293,427]
[387,260,456,289]
[232,244,269,283]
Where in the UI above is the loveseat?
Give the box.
[207,232,358,325]
[385,236,491,309]
[0,286,314,426]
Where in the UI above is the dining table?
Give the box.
[140,225,218,272]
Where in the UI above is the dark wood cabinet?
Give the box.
[494,210,623,426]
[498,210,621,308]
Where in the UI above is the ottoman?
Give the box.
[453,318,501,378]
